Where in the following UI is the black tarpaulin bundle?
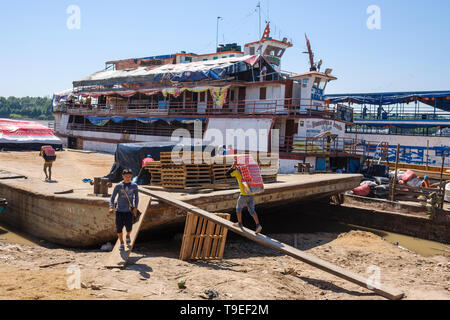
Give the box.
[105,141,213,183]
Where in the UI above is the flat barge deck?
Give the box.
[0,164,361,246]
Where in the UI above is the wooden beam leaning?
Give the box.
[139,188,405,300]
[104,194,152,269]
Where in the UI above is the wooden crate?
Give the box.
[179,213,230,261]
[161,164,212,189]
[145,161,162,186]
[160,151,212,165]
[211,163,234,184]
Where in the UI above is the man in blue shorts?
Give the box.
[109,168,139,250]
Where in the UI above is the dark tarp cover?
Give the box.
[105,141,214,183]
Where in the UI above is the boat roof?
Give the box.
[325,90,450,110]
[290,71,337,81]
[73,55,268,88]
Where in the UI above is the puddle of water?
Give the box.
[258,206,450,258]
[0,224,41,246]
[345,223,450,257]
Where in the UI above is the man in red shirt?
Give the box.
[142,155,154,167]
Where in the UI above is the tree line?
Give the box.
[0,96,54,120]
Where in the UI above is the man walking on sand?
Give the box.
[40,146,56,181]
[109,168,139,250]
[227,164,263,234]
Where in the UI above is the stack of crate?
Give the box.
[145,161,162,186]
[160,152,212,189]
[210,155,236,185]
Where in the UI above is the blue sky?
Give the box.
[0,0,449,97]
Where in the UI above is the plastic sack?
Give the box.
[42,145,56,161]
[401,170,416,183]
[352,183,371,196]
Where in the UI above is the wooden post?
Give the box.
[439,151,446,209]
[391,144,400,201]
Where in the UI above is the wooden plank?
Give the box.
[140,188,404,300]
[104,194,151,269]
[391,144,400,201]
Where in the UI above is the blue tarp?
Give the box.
[86,116,205,126]
[326,91,450,111]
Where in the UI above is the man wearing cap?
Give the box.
[109,169,139,250]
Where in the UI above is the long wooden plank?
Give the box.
[139,188,404,300]
[104,194,151,269]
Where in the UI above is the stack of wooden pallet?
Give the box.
[159,152,212,189]
[209,155,236,185]
[145,161,162,186]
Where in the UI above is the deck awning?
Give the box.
[325,91,450,111]
[74,55,271,88]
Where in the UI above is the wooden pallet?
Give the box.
[179,213,230,261]
[161,164,212,189]
[211,163,233,184]
[160,151,212,165]
[145,161,162,186]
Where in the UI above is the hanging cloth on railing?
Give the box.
[209,86,230,108]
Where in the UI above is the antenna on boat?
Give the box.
[303,34,317,71]
[216,16,223,51]
[257,2,262,39]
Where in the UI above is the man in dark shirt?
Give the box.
[109,169,139,250]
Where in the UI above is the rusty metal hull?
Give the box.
[0,174,362,247]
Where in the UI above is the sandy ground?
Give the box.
[0,150,114,195]
[0,150,448,300]
[0,230,448,300]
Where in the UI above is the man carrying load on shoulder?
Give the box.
[227,163,263,234]
[40,145,56,182]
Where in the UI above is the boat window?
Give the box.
[302,79,309,88]
[200,91,206,102]
[249,47,255,55]
[314,77,321,87]
[319,79,327,90]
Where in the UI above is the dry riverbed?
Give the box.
[0,230,448,300]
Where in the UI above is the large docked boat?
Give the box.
[53,23,365,174]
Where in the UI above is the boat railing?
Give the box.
[65,98,352,122]
[280,136,367,156]
[353,111,450,121]
[67,122,200,137]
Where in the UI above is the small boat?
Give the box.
[0,198,7,213]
